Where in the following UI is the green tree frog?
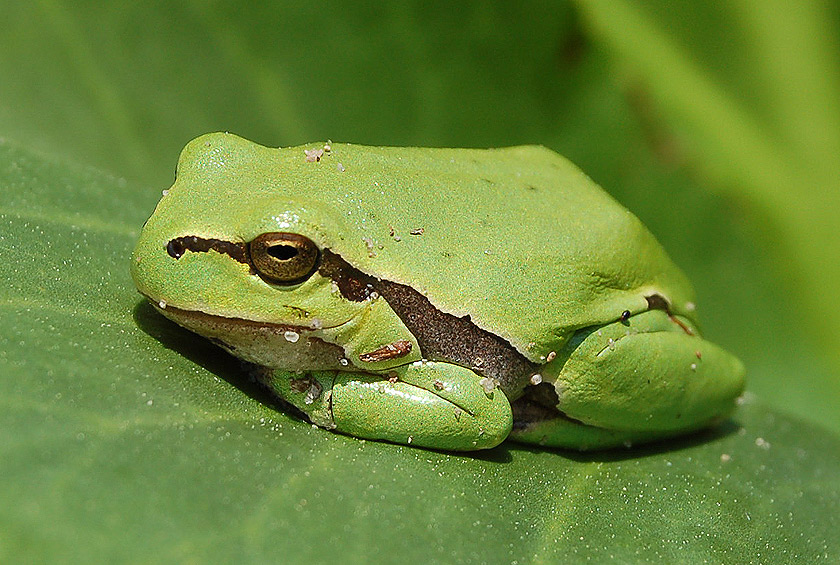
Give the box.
[131,133,745,451]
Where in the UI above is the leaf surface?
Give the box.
[1,139,838,563]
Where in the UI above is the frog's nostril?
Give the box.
[166,238,186,259]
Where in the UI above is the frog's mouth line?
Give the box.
[139,293,360,334]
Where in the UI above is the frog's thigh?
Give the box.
[510,310,744,450]
[274,362,512,451]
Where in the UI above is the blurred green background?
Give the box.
[2,1,839,562]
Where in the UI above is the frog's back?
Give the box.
[175,133,695,361]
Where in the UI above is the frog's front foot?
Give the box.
[264,361,513,451]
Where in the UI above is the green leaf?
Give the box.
[2,2,839,561]
[1,136,839,563]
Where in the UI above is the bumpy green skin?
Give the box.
[131,133,745,451]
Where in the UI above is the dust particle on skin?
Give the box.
[304,148,324,162]
[530,374,543,385]
[409,228,424,236]
[479,377,498,394]
[284,330,300,343]
[362,237,377,257]
[546,351,556,363]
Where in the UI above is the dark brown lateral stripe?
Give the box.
[166,236,249,264]
[317,250,536,388]
[318,249,378,301]
[164,242,536,388]
[373,277,538,390]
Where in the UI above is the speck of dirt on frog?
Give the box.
[479,377,498,394]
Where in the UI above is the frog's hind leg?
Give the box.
[263,361,512,451]
[509,309,744,451]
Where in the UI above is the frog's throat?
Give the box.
[145,298,353,373]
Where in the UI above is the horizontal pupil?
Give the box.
[268,244,299,261]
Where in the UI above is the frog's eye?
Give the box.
[249,232,320,285]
